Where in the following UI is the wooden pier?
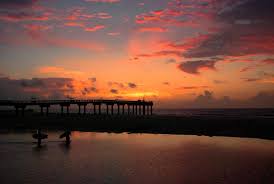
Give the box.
[0,99,153,116]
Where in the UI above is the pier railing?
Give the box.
[0,99,153,116]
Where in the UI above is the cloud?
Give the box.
[137,51,183,59]
[0,75,103,99]
[65,8,112,21]
[107,32,120,36]
[262,58,274,65]
[82,87,97,95]
[89,77,97,82]
[96,12,112,19]
[242,72,274,83]
[177,86,209,90]
[213,80,227,84]
[23,24,51,39]
[64,22,85,27]
[166,59,176,64]
[0,77,74,100]
[0,0,38,8]
[137,27,168,33]
[248,91,274,107]
[108,82,124,89]
[0,11,50,22]
[178,59,218,74]
[242,78,261,82]
[128,83,137,88]
[85,0,120,3]
[183,0,274,59]
[110,89,118,94]
[163,82,170,85]
[182,90,274,108]
[132,34,210,61]
[135,1,211,27]
[84,25,105,32]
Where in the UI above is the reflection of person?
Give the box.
[65,131,71,145]
[37,128,41,147]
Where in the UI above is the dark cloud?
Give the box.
[110,89,118,94]
[178,59,218,74]
[163,82,170,85]
[128,82,137,88]
[165,59,176,64]
[108,81,138,89]
[89,77,97,82]
[217,0,274,23]
[108,82,124,89]
[184,0,274,59]
[177,86,209,90]
[0,11,49,22]
[242,78,260,82]
[20,78,44,88]
[213,80,227,84]
[0,77,74,99]
[262,58,274,65]
[82,87,97,95]
[0,0,38,8]
[248,91,274,107]
[187,90,274,108]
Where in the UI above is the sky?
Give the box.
[0,0,274,108]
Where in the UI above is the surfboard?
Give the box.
[32,133,48,139]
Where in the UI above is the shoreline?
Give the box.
[1,113,274,140]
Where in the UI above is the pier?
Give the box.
[0,99,153,116]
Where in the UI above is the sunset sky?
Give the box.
[0,0,274,108]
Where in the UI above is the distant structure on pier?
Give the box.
[0,99,153,116]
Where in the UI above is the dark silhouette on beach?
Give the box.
[32,128,48,147]
[0,99,274,140]
[60,130,71,145]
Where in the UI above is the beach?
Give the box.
[1,109,274,140]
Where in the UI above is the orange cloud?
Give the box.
[64,22,84,27]
[137,27,168,33]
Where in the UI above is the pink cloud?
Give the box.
[96,12,112,19]
[84,25,105,32]
[23,24,51,39]
[107,32,120,36]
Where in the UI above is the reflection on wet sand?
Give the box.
[0,132,274,184]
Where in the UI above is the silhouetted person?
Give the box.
[60,130,71,145]
[32,128,48,147]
